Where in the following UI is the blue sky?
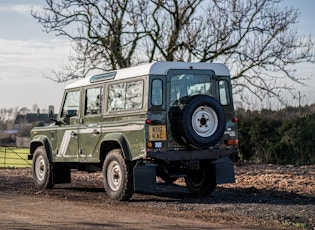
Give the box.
[0,0,71,112]
[0,0,314,111]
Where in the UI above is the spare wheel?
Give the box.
[178,95,226,149]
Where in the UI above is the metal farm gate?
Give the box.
[0,146,31,168]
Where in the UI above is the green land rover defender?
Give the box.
[29,61,238,201]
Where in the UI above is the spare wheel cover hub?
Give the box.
[192,105,218,137]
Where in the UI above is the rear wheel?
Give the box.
[103,149,134,201]
[185,162,216,196]
[32,146,54,189]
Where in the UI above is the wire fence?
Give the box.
[0,146,32,168]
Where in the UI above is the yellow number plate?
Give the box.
[148,125,166,141]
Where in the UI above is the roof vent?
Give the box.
[90,71,117,83]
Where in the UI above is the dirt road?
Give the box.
[0,191,228,229]
[0,164,314,229]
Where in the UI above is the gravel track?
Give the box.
[0,163,314,229]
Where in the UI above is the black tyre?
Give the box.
[32,146,54,189]
[103,149,134,201]
[178,95,226,149]
[185,162,216,196]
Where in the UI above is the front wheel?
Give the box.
[102,149,134,201]
[185,162,216,196]
[32,146,54,189]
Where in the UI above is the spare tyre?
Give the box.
[177,95,226,149]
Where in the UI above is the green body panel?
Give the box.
[30,62,237,170]
[31,113,147,163]
[78,115,103,162]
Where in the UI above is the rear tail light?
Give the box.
[232,117,238,123]
[147,141,153,148]
[227,140,233,145]
[225,139,238,146]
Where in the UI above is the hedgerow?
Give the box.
[237,108,315,165]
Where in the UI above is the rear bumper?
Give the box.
[147,147,236,161]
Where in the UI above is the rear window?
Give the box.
[170,74,212,105]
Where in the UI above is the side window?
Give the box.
[85,87,104,115]
[219,80,231,105]
[108,80,143,111]
[61,90,80,118]
[151,79,163,106]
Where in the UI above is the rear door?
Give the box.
[166,69,215,148]
[78,86,104,161]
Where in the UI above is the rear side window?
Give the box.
[219,80,231,105]
[108,80,143,111]
[151,79,163,106]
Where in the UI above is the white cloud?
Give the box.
[0,4,32,15]
[0,37,72,109]
[0,2,73,109]
[0,38,71,80]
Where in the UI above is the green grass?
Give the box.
[0,147,32,168]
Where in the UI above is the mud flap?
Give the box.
[212,157,235,184]
[52,163,71,184]
[133,163,156,191]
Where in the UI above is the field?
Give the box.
[0,147,31,168]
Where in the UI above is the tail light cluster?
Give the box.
[225,117,238,148]
[225,139,239,147]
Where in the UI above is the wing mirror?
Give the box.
[48,105,57,121]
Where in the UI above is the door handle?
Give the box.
[92,130,100,135]
[71,131,78,137]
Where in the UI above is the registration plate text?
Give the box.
[148,125,166,141]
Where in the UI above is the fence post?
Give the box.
[4,147,6,167]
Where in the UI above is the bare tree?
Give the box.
[0,108,12,123]
[197,0,315,102]
[33,0,314,103]
[141,0,314,102]
[32,0,145,82]
[139,0,204,61]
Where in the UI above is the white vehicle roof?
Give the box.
[66,61,230,89]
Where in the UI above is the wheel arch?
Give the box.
[100,133,132,162]
[30,136,53,162]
